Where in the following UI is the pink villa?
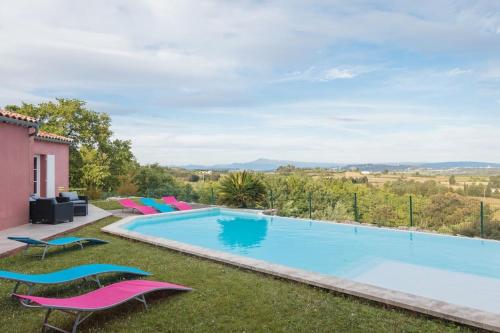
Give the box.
[0,109,72,231]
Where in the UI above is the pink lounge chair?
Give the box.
[162,196,193,211]
[118,198,158,215]
[14,279,192,333]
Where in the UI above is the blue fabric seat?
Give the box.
[8,236,108,260]
[0,264,150,295]
[140,198,175,213]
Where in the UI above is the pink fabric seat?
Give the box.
[14,280,192,332]
[118,198,158,215]
[162,196,193,211]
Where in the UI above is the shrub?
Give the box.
[218,171,266,208]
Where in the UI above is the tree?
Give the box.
[490,176,500,188]
[276,164,296,173]
[133,164,197,201]
[449,175,456,185]
[218,171,267,208]
[79,147,111,198]
[188,174,200,182]
[6,99,136,192]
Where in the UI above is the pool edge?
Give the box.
[102,210,500,332]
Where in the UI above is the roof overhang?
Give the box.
[35,131,73,144]
[0,114,39,129]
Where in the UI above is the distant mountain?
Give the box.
[180,158,343,171]
[419,162,500,170]
[177,159,500,172]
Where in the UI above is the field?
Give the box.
[476,196,500,220]
[302,171,491,189]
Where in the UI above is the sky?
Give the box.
[0,0,499,165]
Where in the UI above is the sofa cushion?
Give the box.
[60,192,79,201]
[72,200,87,205]
[48,198,58,205]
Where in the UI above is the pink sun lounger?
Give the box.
[162,196,193,211]
[14,279,192,333]
[118,198,158,215]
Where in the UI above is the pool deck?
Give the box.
[0,204,112,257]
[102,208,500,332]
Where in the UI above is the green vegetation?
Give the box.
[90,199,124,210]
[8,99,499,238]
[133,164,197,201]
[218,171,266,208]
[0,217,472,333]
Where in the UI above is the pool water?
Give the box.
[123,208,500,313]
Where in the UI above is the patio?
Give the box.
[0,204,111,257]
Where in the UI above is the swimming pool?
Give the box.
[104,208,500,330]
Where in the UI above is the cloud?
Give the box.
[109,97,500,164]
[114,113,500,165]
[321,68,357,80]
[1,0,499,164]
[447,68,473,76]
[1,0,499,108]
[274,67,359,83]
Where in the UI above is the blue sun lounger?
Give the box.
[8,236,108,260]
[0,264,150,295]
[140,198,175,213]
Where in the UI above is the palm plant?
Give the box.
[218,171,267,208]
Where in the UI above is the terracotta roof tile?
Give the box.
[36,130,73,143]
[1,108,72,144]
[0,108,38,124]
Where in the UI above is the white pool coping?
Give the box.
[102,208,500,332]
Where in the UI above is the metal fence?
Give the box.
[197,188,499,240]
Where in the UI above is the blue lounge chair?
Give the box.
[140,198,175,213]
[0,264,150,295]
[8,236,108,260]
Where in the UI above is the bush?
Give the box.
[133,164,197,201]
[218,171,266,208]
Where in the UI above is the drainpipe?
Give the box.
[28,123,39,137]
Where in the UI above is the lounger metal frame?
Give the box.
[8,237,107,260]
[23,240,85,260]
[22,295,149,333]
[10,274,102,295]
[17,284,191,333]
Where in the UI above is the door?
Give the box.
[46,155,56,197]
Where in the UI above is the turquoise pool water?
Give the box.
[123,208,500,313]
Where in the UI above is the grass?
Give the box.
[90,199,123,210]
[0,217,477,332]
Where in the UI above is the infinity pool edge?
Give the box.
[102,208,500,332]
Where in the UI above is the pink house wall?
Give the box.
[0,123,32,229]
[0,122,70,231]
[32,140,70,196]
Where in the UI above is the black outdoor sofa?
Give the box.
[58,192,88,216]
[30,198,74,224]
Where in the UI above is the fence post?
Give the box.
[308,192,312,219]
[480,201,484,238]
[269,189,274,209]
[211,187,215,205]
[353,193,359,222]
[409,195,413,228]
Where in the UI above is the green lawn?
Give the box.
[0,216,475,332]
[90,199,124,210]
